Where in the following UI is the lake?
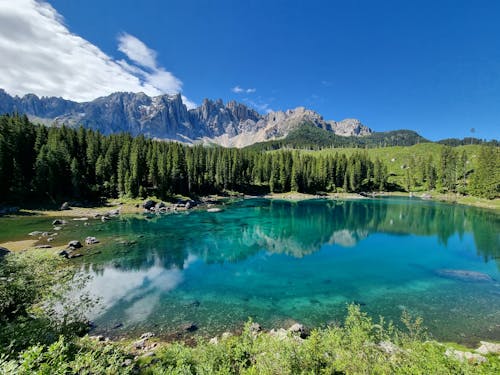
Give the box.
[3,197,500,344]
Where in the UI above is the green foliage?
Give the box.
[0,114,497,203]
[470,146,500,199]
[248,125,430,150]
[0,336,133,375]
[2,292,499,374]
[0,252,90,356]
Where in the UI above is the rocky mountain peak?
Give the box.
[0,89,373,147]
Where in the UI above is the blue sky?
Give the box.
[1,0,499,140]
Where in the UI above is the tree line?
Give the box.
[0,114,498,203]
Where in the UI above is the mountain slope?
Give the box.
[0,89,372,147]
[247,125,429,150]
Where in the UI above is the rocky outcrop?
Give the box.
[0,89,372,147]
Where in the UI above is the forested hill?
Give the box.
[246,125,430,150]
[0,114,498,204]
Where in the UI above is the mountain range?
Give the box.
[0,89,373,147]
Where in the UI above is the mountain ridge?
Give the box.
[0,89,372,147]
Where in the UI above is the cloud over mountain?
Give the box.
[0,0,194,107]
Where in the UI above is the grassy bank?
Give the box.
[1,302,499,374]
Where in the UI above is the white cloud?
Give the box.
[232,85,256,94]
[117,33,157,70]
[0,0,194,107]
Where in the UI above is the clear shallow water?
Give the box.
[3,198,500,343]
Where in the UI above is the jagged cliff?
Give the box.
[0,89,372,147]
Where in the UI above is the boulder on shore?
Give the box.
[154,202,165,210]
[142,200,156,210]
[0,246,11,257]
[60,202,70,211]
[445,348,487,364]
[476,341,500,355]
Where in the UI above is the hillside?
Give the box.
[248,124,429,150]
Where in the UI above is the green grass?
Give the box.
[2,305,499,374]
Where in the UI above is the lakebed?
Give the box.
[1,196,499,347]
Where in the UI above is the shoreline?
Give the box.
[86,321,500,368]
[1,192,497,252]
[262,191,500,210]
[1,190,498,221]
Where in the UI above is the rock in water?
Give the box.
[207,207,222,213]
[68,240,82,249]
[435,269,493,282]
[182,323,198,332]
[85,237,99,245]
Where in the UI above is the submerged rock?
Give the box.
[52,219,65,225]
[207,207,222,213]
[182,323,198,332]
[85,236,99,245]
[35,245,52,249]
[435,269,493,282]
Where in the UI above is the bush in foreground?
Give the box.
[2,305,499,374]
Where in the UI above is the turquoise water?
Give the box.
[5,198,500,343]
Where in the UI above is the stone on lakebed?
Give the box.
[435,269,493,282]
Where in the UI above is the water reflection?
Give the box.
[78,198,500,342]
[86,198,499,271]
